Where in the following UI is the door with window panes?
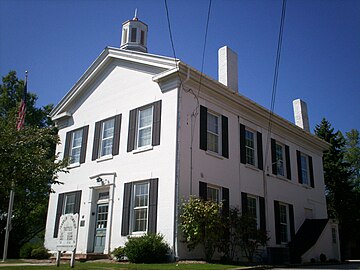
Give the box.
[93,192,109,253]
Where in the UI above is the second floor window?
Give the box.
[245,129,256,166]
[137,106,153,148]
[207,112,220,153]
[296,150,314,187]
[100,118,115,157]
[64,126,89,165]
[275,143,285,177]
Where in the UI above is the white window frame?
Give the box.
[300,153,310,185]
[70,129,83,164]
[207,185,221,203]
[207,111,221,154]
[63,193,76,214]
[245,129,256,166]
[100,118,115,157]
[279,203,290,244]
[247,195,260,229]
[275,142,286,177]
[131,182,149,234]
[136,106,153,149]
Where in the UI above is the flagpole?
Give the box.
[2,71,28,262]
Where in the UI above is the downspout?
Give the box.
[173,66,190,260]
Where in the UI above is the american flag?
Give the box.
[16,72,27,131]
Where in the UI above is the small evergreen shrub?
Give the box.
[112,246,125,261]
[30,247,50,259]
[20,243,39,259]
[124,233,170,263]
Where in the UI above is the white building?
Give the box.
[44,14,341,263]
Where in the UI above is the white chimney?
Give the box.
[293,99,310,132]
[218,46,238,91]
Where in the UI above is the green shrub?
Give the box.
[30,247,50,259]
[124,233,170,263]
[112,246,125,261]
[20,243,39,259]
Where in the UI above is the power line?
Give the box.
[264,0,287,170]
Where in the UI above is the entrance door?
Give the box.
[93,203,109,253]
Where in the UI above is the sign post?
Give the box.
[56,214,79,268]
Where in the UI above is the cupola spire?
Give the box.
[120,11,148,53]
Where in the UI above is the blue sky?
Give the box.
[1,0,359,134]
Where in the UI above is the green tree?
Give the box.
[0,71,67,258]
[314,118,358,259]
[180,196,223,261]
[344,129,360,191]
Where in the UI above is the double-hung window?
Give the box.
[53,191,82,238]
[70,129,83,164]
[275,143,285,177]
[207,185,220,203]
[207,112,220,153]
[296,150,314,187]
[133,182,149,233]
[63,193,76,214]
[271,139,291,180]
[92,114,121,160]
[241,192,266,231]
[199,106,229,158]
[121,179,158,236]
[245,129,256,166]
[127,101,162,152]
[100,118,115,157]
[274,200,295,245]
[240,124,263,169]
[137,106,153,148]
[64,126,89,165]
[279,203,290,243]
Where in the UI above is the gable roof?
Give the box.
[50,47,178,119]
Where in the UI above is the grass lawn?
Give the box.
[0,261,243,270]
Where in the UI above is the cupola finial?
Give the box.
[133,8,138,20]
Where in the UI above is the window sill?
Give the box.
[68,162,80,169]
[96,155,113,163]
[129,231,147,237]
[133,145,153,154]
[205,150,224,160]
[245,164,260,172]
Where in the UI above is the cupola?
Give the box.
[120,9,148,53]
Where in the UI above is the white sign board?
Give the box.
[57,214,79,251]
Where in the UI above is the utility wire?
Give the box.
[264,0,287,170]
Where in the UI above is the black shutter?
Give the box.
[259,196,266,232]
[92,121,101,160]
[309,155,314,188]
[274,200,281,244]
[289,204,295,241]
[152,101,162,147]
[271,138,277,175]
[221,115,229,158]
[127,109,137,152]
[74,191,82,214]
[148,178,159,234]
[296,150,302,184]
[241,192,248,215]
[257,132,263,170]
[63,131,72,160]
[199,181,207,200]
[199,106,207,151]
[112,114,122,156]
[240,124,246,164]
[53,193,64,238]
[285,145,291,180]
[222,187,229,216]
[121,183,132,236]
[80,126,89,164]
